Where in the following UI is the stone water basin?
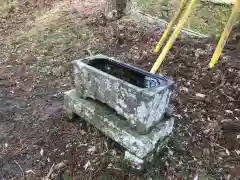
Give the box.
[73,54,173,134]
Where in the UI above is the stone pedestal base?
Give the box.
[64,89,174,170]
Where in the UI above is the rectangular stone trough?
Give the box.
[73,54,173,134]
[64,89,174,169]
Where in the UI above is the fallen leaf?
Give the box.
[203,128,210,134]
[226,174,231,180]
[87,146,96,154]
[40,149,44,156]
[180,86,189,92]
[111,150,117,156]
[225,110,233,114]
[194,174,198,180]
[235,150,240,155]
[168,150,173,156]
[25,170,35,174]
[80,130,86,135]
[226,149,230,156]
[195,93,206,98]
[104,141,108,150]
[66,143,72,148]
[54,160,68,170]
[84,161,91,170]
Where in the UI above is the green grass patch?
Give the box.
[0,0,16,17]
[135,0,231,36]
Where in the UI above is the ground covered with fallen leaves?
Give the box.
[0,0,240,180]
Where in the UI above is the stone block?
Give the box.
[73,54,173,134]
[64,89,174,169]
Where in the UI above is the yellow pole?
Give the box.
[151,0,197,74]
[208,0,240,69]
[154,0,188,53]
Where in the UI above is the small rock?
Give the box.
[195,93,206,98]
[106,10,117,20]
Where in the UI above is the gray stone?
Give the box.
[124,151,144,170]
[73,54,173,134]
[64,89,174,164]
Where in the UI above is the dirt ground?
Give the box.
[0,0,240,180]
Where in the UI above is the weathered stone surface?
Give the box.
[64,89,174,160]
[124,151,144,170]
[73,54,173,134]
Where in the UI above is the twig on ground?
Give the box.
[14,160,25,179]
[47,163,55,178]
[42,163,55,180]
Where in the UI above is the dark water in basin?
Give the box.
[87,58,171,89]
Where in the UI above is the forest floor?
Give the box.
[0,0,240,179]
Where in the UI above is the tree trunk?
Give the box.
[104,0,128,20]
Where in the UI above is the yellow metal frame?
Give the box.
[209,0,240,69]
[154,0,188,53]
[151,0,240,73]
[151,0,197,74]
